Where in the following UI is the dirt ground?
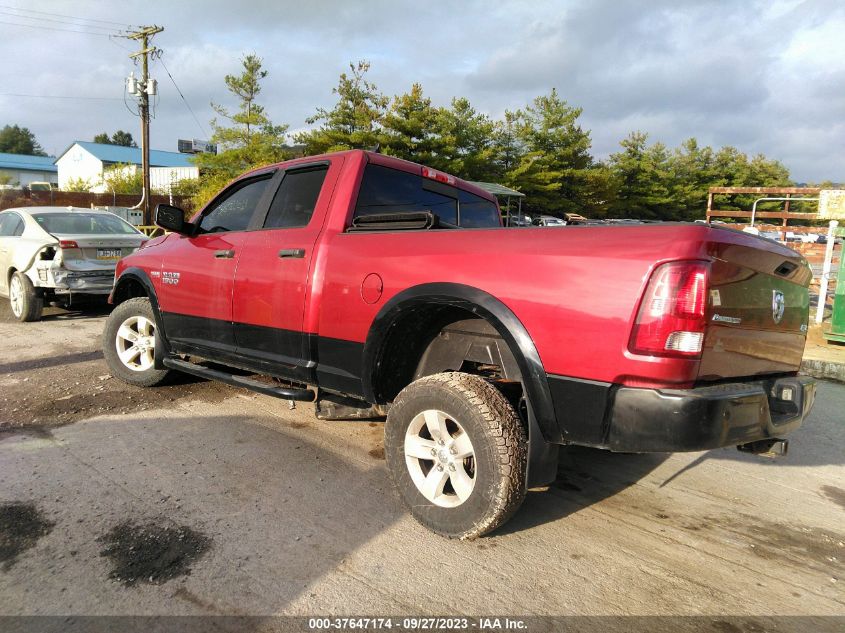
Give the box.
[0,301,843,627]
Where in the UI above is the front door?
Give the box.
[156,173,275,353]
[232,159,339,379]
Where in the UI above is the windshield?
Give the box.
[32,213,140,236]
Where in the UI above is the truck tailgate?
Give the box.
[698,231,811,381]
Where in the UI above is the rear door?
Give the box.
[157,172,275,353]
[231,159,339,379]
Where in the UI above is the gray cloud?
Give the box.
[0,0,842,181]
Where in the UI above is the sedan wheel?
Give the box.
[8,272,43,322]
[9,275,23,318]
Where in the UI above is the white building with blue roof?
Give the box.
[0,153,58,187]
[54,141,198,193]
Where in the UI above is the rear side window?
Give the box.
[198,176,270,234]
[263,167,328,229]
[353,164,500,228]
[459,190,500,228]
[355,164,458,226]
[0,213,24,236]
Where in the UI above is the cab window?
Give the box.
[354,164,500,228]
[354,164,458,226]
[198,176,271,234]
[263,167,328,229]
[459,190,500,228]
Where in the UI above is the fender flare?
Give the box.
[362,282,561,443]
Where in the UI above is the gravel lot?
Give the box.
[0,301,843,624]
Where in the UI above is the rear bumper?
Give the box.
[606,375,816,452]
[547,373,816,452]
[31,267,114,294]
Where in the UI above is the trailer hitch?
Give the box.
[737,438,789,458]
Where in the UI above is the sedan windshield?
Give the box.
[32,213,140,235]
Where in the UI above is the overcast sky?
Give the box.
[0,0,842,182]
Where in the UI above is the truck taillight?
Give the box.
[421,166,456,185]
[629,261,709,357]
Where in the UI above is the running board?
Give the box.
[162,357,316,402]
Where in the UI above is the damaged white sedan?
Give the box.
[0,207,147,321]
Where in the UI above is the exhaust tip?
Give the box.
[737,438,789,458]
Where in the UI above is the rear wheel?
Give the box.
[385,372,527,539]
[102,297,170,387]
[9,272,43,322]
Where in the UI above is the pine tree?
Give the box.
[297,61,388,153]
[505,90,597,216]
[192,54,290,207]
[607,132,673,220]
[0,125,46,156]
[381,83,439,165]
[433,97,496,181]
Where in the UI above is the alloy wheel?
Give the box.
[115,315,156,372]
[404,409,476,508]
[9,275,23,318]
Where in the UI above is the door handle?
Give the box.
[214,249,235,259]
[278,248,305,259]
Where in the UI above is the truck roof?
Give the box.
[246,149,497,204]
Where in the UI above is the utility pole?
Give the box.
[125,25,163,225]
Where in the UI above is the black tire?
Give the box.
[9,271,43,322]
[385,372,527,539]
[102,297,170,387]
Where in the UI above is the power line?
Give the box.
[0,9,123,32]
[0,19,117,36]
[108,34,134,52]
[0,92,123,101]
[0,4,138,28]
[157,55,210,139]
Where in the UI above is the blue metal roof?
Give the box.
[56,141,193,168]
[0,152,58,172]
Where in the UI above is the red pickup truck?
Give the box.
[103,150,817,539]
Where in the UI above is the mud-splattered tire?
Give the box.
[9,272,43,322]
[385,372,527,540]
[103,297,170,387]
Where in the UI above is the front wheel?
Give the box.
[384,372,528,539]
[102,297,170,387]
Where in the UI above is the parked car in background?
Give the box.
[0,207,147,321]
[532,215,567,226]
[504,213,533,227]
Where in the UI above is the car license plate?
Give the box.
[96,248,122,260]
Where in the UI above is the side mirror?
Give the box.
[155,204,189,235]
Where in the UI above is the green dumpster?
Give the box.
[824,227,845,343]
